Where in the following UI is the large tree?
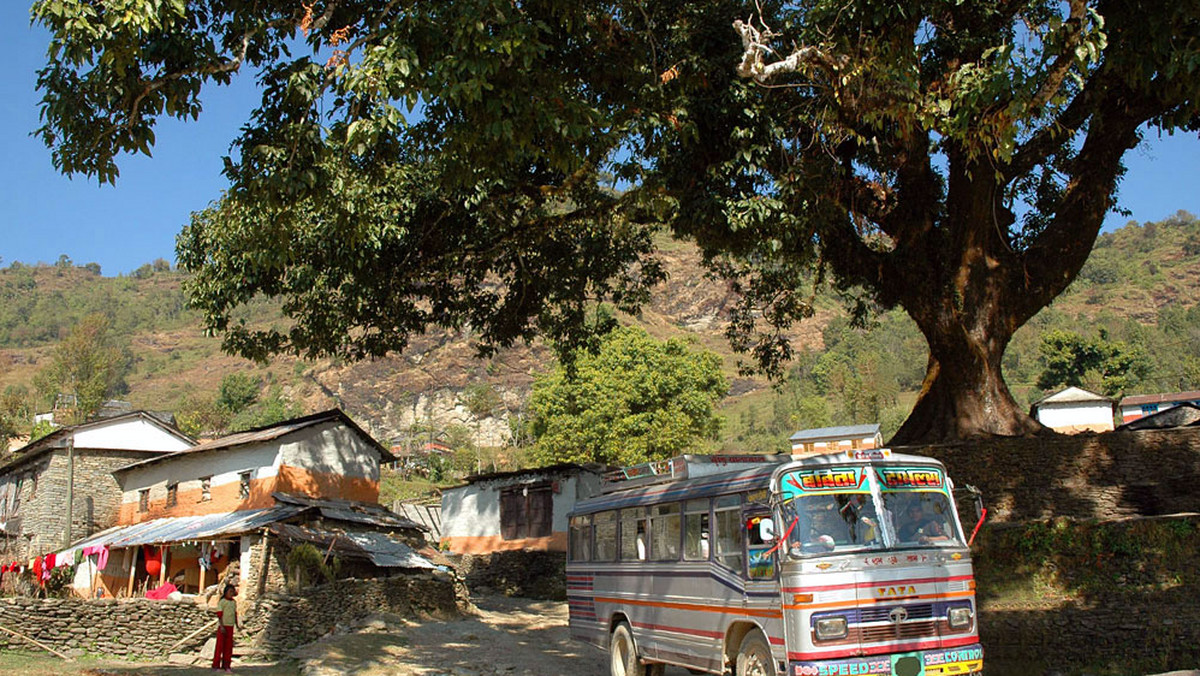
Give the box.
[33,0,1200,443]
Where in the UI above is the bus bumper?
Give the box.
[788,643,983,676]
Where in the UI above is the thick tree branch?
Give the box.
[733,19,849,83]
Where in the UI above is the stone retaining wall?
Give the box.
[0,572,459,660]
[452,550,567,600]
[895,426,1200,523]
[0,596,211,659]
[245,571,459,655]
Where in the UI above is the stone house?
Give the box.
[66,409,433,600]
[440,463,605,554]
[1031,386,1117,433]
[789,423,883,455]
[0,411,195,560]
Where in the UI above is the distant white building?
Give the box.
[789,424,883,455]
[1031,386,1115,433]
[1118,390,1200,424]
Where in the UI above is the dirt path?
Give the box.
[292,595,692,676]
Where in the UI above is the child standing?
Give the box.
[212,584,239,672]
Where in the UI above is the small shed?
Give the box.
[1032,386,1116,433]
[789,424,883,455]
[440,464,605,554]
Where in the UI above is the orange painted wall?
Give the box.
[441,531,568,555]
[274,465,379,503]
[120,466,379,524]
[119,474,279,524]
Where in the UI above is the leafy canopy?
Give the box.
[32,314,132,423]
[526,326,727,466]
[1037,329,1150,397]
[31,0,1200,440]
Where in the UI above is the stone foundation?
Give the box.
[452,550,567,600]
[0,572,458,659]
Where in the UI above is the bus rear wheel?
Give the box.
[735,631,772,676]
[610,622,663,676]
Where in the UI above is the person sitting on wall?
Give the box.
[897,503,948,544]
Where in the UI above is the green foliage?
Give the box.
[228,384,301,432]
[0,385,34,446]
[527,326,727,467]
[1036,329,1151,396]
[285,543,341,590]
[29,419,57,442]
[32,314,132,422]
[30,0,1200,441]
[217,372,261,415]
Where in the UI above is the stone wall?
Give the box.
[895,426,1200,523]
[245,572,459,655]
[5,448,155,560]
[0,572,458,659]
[452,550,567,600]
[0,597,211,659]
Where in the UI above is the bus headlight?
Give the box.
[815,616,848,640]
[948,606,973,630]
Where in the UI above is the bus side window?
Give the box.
[594,511,618,561]
[683,499,710,561]
[569,515,592,562]
[620,507,646,561]
[650,503,682,561]
[745,513,776,580]
[713,495,745,574]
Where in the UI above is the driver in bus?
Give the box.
[897,502,948,544]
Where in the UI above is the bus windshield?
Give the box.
[775,464,965,557]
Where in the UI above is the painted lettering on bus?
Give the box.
[786,469,864,492]
[876,585,916,597]
[793,659,891,675]
[878,468,943,489]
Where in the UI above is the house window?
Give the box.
[166,483,178,508]
[138,489,149,513]
[1141,404,1158,415]
[239,471,252,500]
[499,483,553,540]
[200,477,211,502]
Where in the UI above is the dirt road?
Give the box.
[293,595,694,676]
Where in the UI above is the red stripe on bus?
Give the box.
[782,574,974,593]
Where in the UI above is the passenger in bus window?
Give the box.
[898,503,947,543]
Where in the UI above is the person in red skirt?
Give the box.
[213,584,239,672]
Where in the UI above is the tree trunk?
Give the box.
[890,343,1044,446]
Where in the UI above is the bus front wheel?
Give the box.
[735,630,772,676]
[610,623,663,676]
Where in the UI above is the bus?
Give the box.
[566,451,984,676]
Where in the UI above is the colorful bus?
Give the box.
[566,451,984,676]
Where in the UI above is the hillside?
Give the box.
[2,212,1199,456]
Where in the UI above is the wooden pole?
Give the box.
[0,622,72,661]
[198,549,207,594]
[158,545,168,587]
[167,619,217,653]
[127,546,139,597]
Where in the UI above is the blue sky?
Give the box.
[1,6,1198,276]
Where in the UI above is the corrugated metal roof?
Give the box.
[273,492,427,532]
[63,505,305,554]
[1032,386,1114,406]
[0,411,195,474]
[268,523,436,569]
[789,424,881,443]
[1120,390,1200,407]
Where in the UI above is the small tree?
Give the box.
[527,327,728,467]
[32,314,131,422]
[1037,329,1150,397]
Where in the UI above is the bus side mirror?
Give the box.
[758,518,776,543]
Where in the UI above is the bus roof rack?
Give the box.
[601,454,794,492]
